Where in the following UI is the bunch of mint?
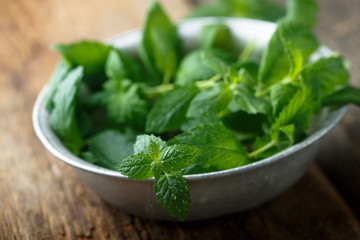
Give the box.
[44,0,359,221]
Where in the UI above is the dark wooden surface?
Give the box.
[1,0,360,239]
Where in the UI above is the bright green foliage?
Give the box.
[88,130,134,169]
[301,56,349,99]
[322,86,360,106]
[188,0,285,22]
[46,1,358,221]
[145,86,199,133]
[169,123,250,172]
[134,134,168,154]
[273,86,315,133]
[52,40,110,77]
[201,24,237,54]
[278,20,319,80]
[258,30,290,90]
[49,67,84,155]
[175,49,235,86]
[286,0,318,29]
[116,135,200,220]
[270,83,298,117]
[44,60,72,111]
[155,172,191,222]
[105,49,145,83]
[187,82,233,119]
[103,80,148,129]
[232,83,271,115]
[139,1,179,84]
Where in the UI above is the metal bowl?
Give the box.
[33,18,347,221]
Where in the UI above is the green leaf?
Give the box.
[258,30,290,90]
[187,82,233,119]
[49,67,84,155]
[270,83,298,117]
[105,49,145,82]
[53,40,111,75]
[88,130,134,169]
[188,0,285,22]
[104,80,148,128]
[187,1,231,18]
[322,86,360,106]
[175,49,235,86]
[301,56,349,100]
[201,24,236,54]
[115,153,154,180]
[223,111,268,142]
[230,0,285,21]
[273,86,316,132]
[286,0,318,29]
[146,86,199,133]
[201,50,229,76]
[160,145,201,173]
[169,122,250,171]
[231,83,271,115]
[134,134,167,155]
[148,141,161,160]
[139,1,179,84]
[44,60,72,111]
[278,20,319,80]
[180,112,220,132]
[278,124,295,143]
[155,172,191,221]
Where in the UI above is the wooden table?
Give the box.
[1,0,360,239]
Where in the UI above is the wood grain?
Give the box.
[1,0,360,239]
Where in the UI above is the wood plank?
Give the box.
[0,0,360,239]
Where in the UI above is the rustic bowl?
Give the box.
[33,18,347,221]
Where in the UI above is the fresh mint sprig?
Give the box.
[115,135,200,221]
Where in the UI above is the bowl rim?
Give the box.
[32,17,348,181]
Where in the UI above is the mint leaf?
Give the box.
[286,0,318,29]
[201,50,229,76]
[139,1,179,84]
[278,20,319,80]
[258,30,290,90]
[155,172,191,221]
[188,0,284,22]
[115,135,197,220]
[169,123,250,171]
[302,56,349,99]
[223,111,268,142]
[270,83,298,117]
[273,86,316,132]
[160,145,201,173]
[115,153,154,180]
[175,49,235,86]
[322,86,360,106]
[44,60,72,111]
[105,49,145,82]
[231,83,271,115]
[88,130,134,169]
[145,86,199,133]
[134,134,167,154]
[278,124,295,144]
[49,67,84,155]
[201,24,236,54]
[103,80,148,129]
[181,112,220,132]
[53,40,111,75]
[187,82,232,119]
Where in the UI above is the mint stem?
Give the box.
[248,140,277,159]
[143,74,222,98]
